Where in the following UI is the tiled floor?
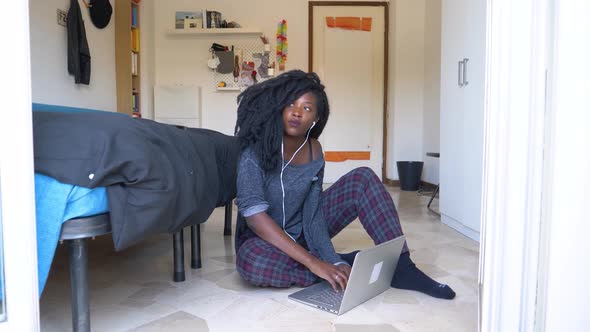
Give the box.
[40,187,479,332]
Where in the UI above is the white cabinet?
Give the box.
[439,0,486,241]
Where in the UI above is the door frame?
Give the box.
[479,0,554,330]
[308,1,389,180]
[0,0,40,331]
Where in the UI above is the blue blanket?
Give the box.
[35,173,108,294]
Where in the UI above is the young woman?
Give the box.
[234,70,455,299]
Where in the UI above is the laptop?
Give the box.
[288,236,405,315]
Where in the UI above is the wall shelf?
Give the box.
[216,87,243,92]
[167,28,262,36]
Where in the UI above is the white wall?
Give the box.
[154,0,315,135]
[152,0,439,182]
[29,0,116,112]
[422,0,442,184]
[140,0,156,120]
[387,0,425,180]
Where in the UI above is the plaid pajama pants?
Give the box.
[235,167,408,288]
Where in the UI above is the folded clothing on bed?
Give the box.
[32,111,240,251]
[35,173,108,294]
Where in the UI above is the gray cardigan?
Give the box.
[235,147,345,265]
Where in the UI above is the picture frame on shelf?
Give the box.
[184,18,203,30]
[175,11,203,29]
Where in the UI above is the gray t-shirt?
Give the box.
[235,147,343,264]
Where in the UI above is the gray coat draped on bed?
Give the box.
[32,111,240,250]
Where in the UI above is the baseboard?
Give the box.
[383,178,437,190]
[383,178,399,187]
[441,214,480,242]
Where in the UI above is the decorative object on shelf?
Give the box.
[260,35,270,51]
[175,11,203,29]
[226,21,241,28]
[253,52,270,78]
[207,51,220,69]
[216,50,235,74]
[210,42,228,51]
[276,20,287,71]
[239,62,256,87]
[206,10,222,29]
[202,39,271,91]
[233,55,240,82]
[86,0,112,29]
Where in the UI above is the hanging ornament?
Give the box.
[276,19,287,71]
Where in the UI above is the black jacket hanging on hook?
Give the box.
[67,0,91,85]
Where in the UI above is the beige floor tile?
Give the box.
[130,311,208,332]
[40,187,478,331]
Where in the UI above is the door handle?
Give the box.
[458,60,464,87]
[462,58,469,86]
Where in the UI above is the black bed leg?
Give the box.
[173,230,185,282]
[190,224,202,269]
[224,203,232,236]
[68,239,90,332]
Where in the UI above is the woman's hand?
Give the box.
[337,264,352,279]
[309,260,351,292]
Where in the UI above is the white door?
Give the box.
[0,1,40,331]
[440,0,485,241]
[311,4,386,183]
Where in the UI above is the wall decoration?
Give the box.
[276,20,287,71]
[325,17,372,32]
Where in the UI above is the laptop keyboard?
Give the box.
[308,287,344,306]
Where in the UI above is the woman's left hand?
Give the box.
[337,264,352,280]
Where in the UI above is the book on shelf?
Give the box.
[131,52,138,76]
[131,6,138,28]
[131,29,140,52]
[132,93,140,116]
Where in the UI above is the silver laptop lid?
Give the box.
[338,235,405,315]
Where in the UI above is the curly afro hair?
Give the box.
[234,69,330,171]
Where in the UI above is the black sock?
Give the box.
[391,252,456,300]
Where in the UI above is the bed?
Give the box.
[33,109,239,331]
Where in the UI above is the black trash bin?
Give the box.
[396,161,424,191]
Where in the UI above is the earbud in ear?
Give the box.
[308,121,317,131]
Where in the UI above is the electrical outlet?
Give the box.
[57,9,67,27]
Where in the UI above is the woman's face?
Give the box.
[282,92,318,138]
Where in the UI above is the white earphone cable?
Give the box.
[280,121,316,241]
